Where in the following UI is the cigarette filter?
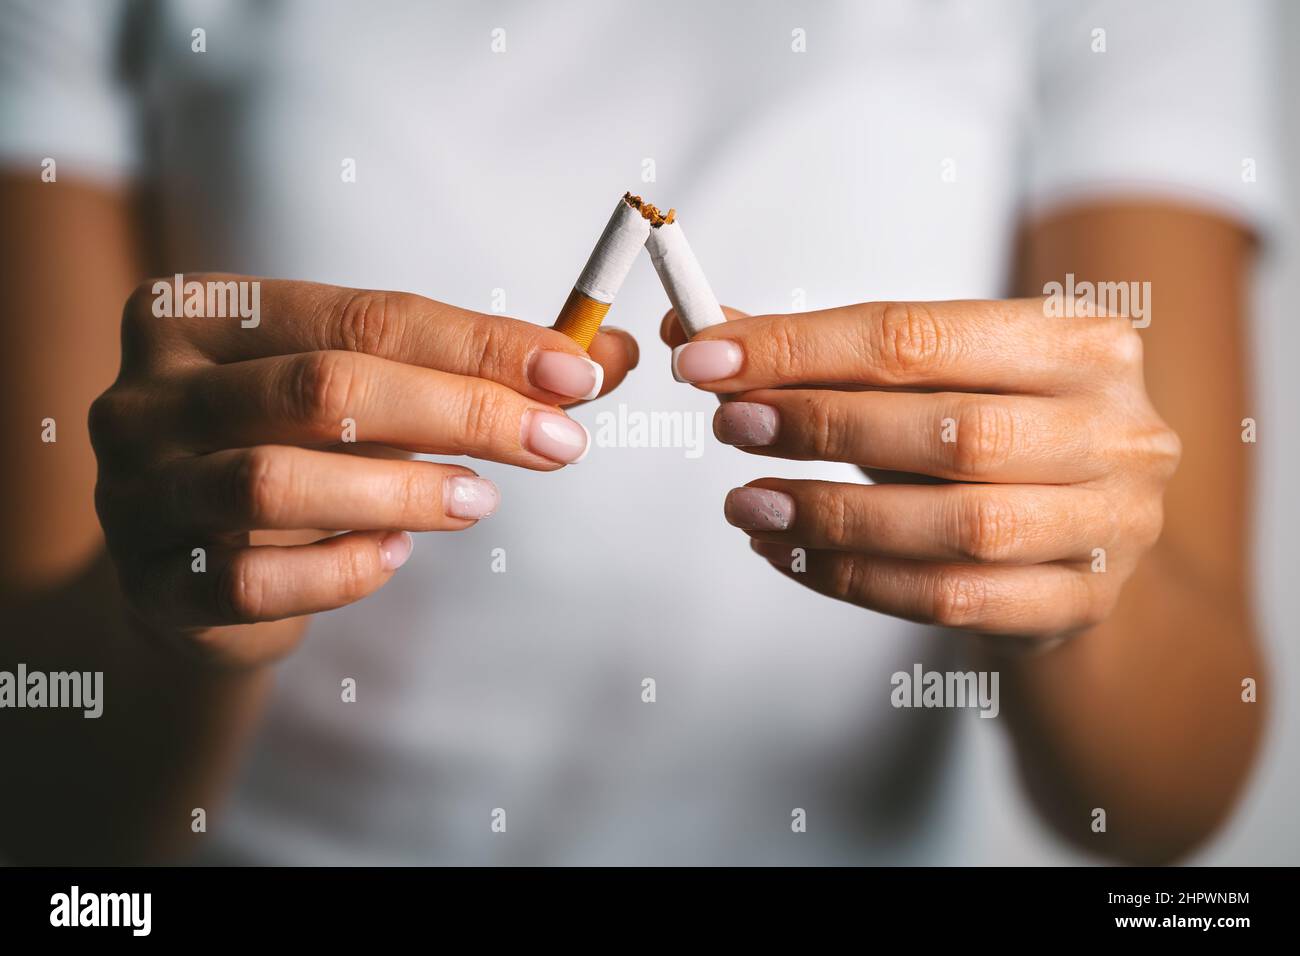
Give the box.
[645,216,727,339]
[552,193,653,349]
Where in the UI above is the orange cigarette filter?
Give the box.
[552,192,671,349]
[552,289,612,350]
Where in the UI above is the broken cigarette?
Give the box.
[552,193,653,349]
[645,213,727,339]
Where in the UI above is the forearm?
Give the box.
[992,545,1264,863]
[0,175,283,862]
[0,550,283,863]
[993,202,1263,862]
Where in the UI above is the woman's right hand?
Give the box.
[89,275,636,665]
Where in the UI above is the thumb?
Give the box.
[657,305,751,349]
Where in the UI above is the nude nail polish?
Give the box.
[715,402,779,446]
[522,410,590,464]
[724,487,794,531]
[671,340,743,383]
[444,476,499,519]
[530,351,604,400]
[379,531,414,570]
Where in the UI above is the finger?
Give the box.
[659,305,750,348]
[668,299,1142,394]
[585,326,639,398]
[748,545,1108,637]
[126,529,416,628]
[725,480,1122,564]
[712,390,1102,483]
[130,276,635,404]
[166,350,591,468]
[114,447,498,543]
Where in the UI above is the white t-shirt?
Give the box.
[1,0,1276,864]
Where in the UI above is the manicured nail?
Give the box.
[530,350,604,400]
[444,476,499,519]
[715,402,779,446]
[671,340,743,383]
[379,531,414,570]
[522,410,590,464]
[725,487,794,531]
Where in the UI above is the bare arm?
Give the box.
[1002,202,1264,863]
[664,199,1264,864]
[0,174,278,863]
[0,174,637,864]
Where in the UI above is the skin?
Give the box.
[662,202,1264,863]
[0,169,1262,863]
[0,173,638,862]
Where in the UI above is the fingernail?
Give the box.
[715,402,779,446]
[671,340,743,383]
[530,350,604,400]
[725,487,794,531]
[444,476,499,519]
[379,531,414,570]
[522,410,590,464]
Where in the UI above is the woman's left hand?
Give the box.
[664,298,1181,642]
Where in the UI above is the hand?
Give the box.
[663,299,1180,643]
[91,275,636,664]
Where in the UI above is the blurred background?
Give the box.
[962,3,1299,866]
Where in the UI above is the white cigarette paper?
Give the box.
[575,198,651,304]
[645,220,726,338]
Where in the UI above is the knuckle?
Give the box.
[87,389,127,453]
[291,350,361,431]
[816,489,857,548]
[335,289,409,356]
[120,280,169,363]
[828,554,866,602]
[217,552,266,622]
[874,302,949,379]
[232,447,287,527]
[124,279,160,318]
[929,570,986,628]
[1079,318,1141,370]
[1109,323,1144,369]
[392,465,442,522]
[1147,423,1183,479]
[459,314,511,382]
[951,400,1017,478]
[456,381,511,451]
[332,541,375,605]
[805,396,845,461]
[767,319,804,375]
[1075,575,1115,631]
[821,490,855,550]
[1136,499,1166,549]
[957,494,1020,564]
[1120,417,1182,481]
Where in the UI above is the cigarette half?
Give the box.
[552,194,652,349]
[645,218,726,339]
